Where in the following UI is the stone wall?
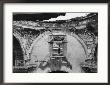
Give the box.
[13,13,98,73]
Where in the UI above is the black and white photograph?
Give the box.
[13,12,98,73]
[4,4,108,83]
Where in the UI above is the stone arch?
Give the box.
[67,32,88,57]
[28,31,50,62]
[13,35,24,66]
[28,30,88,61]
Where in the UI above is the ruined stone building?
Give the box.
[13,13,98,73]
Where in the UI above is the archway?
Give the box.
[29,30,88,59]
[13,35,24,66]
[28,30,88,72]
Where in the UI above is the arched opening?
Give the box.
[29,31,88,73]
[13,35,24,67]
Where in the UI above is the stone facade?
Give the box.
[13,13,98,73]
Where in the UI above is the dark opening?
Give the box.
[49,70,68,73]
[13,36,24,66]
